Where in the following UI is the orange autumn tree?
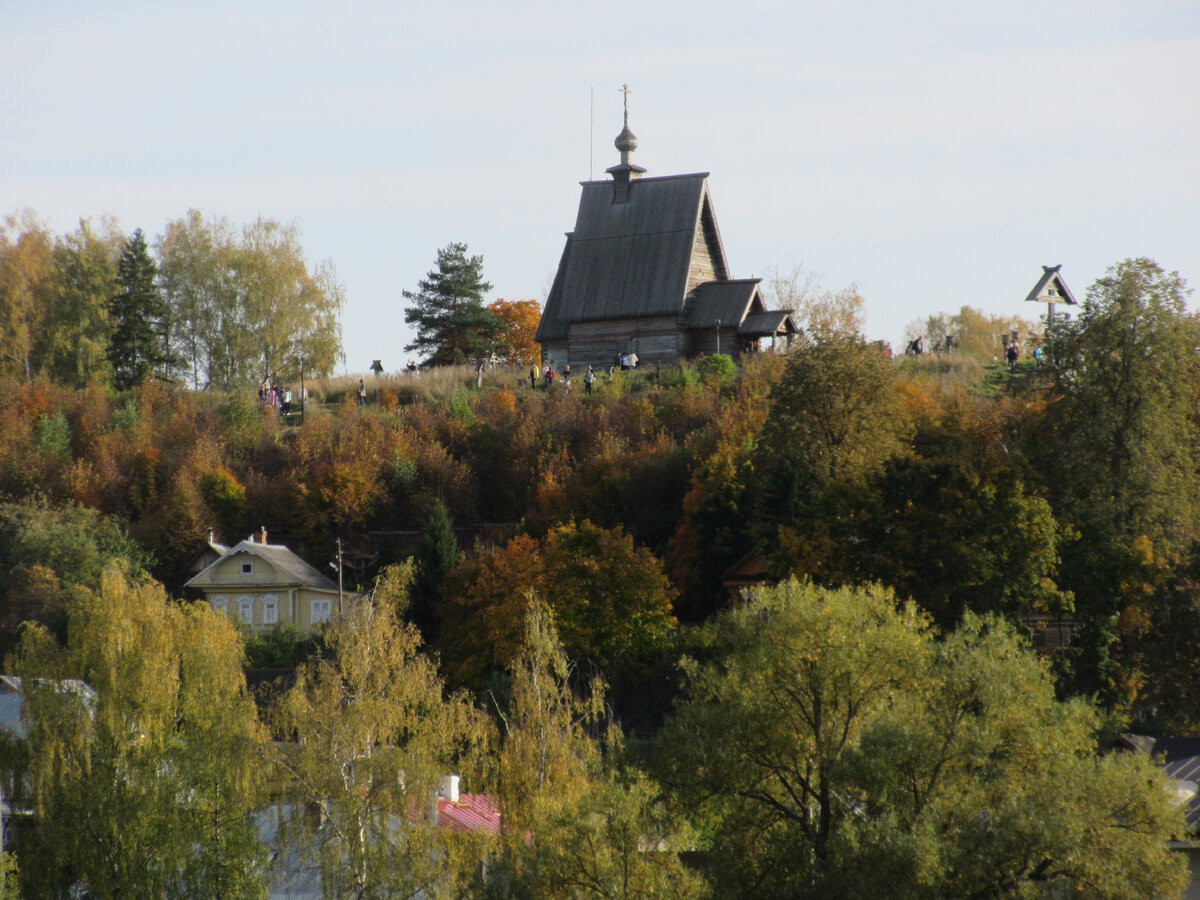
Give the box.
[436,520,677,689]
[437,533,544,688]
[487,298,542,366]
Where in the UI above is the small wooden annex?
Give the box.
[536,98,797,369]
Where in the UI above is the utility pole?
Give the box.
[336,536,344,615]
[299,351,307,424]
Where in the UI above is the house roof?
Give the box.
[257,791,501,898]
[537,173,729,341]
[0,677,25,739]
[1024,265,1079,306]
[740,309,799,337]
[0,675,97,741]
[435,793,501,835]
[721,548,772,588]
[185,538,339,593]
[1115,734,1200,832]
[684,279,764,329]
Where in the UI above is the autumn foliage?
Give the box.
[4,260,1200,737]
[487,298,542,366]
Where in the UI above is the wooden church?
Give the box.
[535,92,797,369]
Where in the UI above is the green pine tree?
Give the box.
[108,227,173,389]
[403,242,501,366]
[410,500,459,642]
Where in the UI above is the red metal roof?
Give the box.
[436,793,501,835]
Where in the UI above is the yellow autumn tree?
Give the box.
[273,589,490,899]
[479,601,705,899]
[9,566,269,898]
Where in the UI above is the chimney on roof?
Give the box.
[440,774,461,804]
[259,527,268,545]
[606,83,646,204]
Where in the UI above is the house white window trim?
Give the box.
[211,595,229,614]
[311,598,332,625]
[263,594,279,625]
[238,595,254,625]
[240,558,254,576]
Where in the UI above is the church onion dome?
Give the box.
[615,124,639,154]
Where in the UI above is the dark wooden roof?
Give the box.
[740,309,799,337]
[685,279,764,328]
[537,173,729,341]
[721,548,771,587]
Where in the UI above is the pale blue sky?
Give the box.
[4,0,1198,370]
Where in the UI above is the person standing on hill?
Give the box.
[1006,342,1020,372]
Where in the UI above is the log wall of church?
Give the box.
[566,317,684,368]
[540,340,569,366]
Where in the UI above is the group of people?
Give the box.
[902,334,1044,372]
[1003,340,1045,371]
[529,362,597,394]
[259,379,300,414]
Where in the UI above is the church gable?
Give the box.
[687,188,729,293]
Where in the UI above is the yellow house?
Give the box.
[185,530,341,633]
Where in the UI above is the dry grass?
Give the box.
[310,365,534,408]
[897,353,993,394]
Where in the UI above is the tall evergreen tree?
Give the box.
[410,500,459,642]
[403,242,501,366]
[108,227,172,389]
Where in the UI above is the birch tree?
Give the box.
[480,601,704,899]
[157,212,344,388]
[10,567,269,899]
[0,210,55,381]
[274,583,489,900]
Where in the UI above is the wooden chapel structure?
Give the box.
[535,87,797,369]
